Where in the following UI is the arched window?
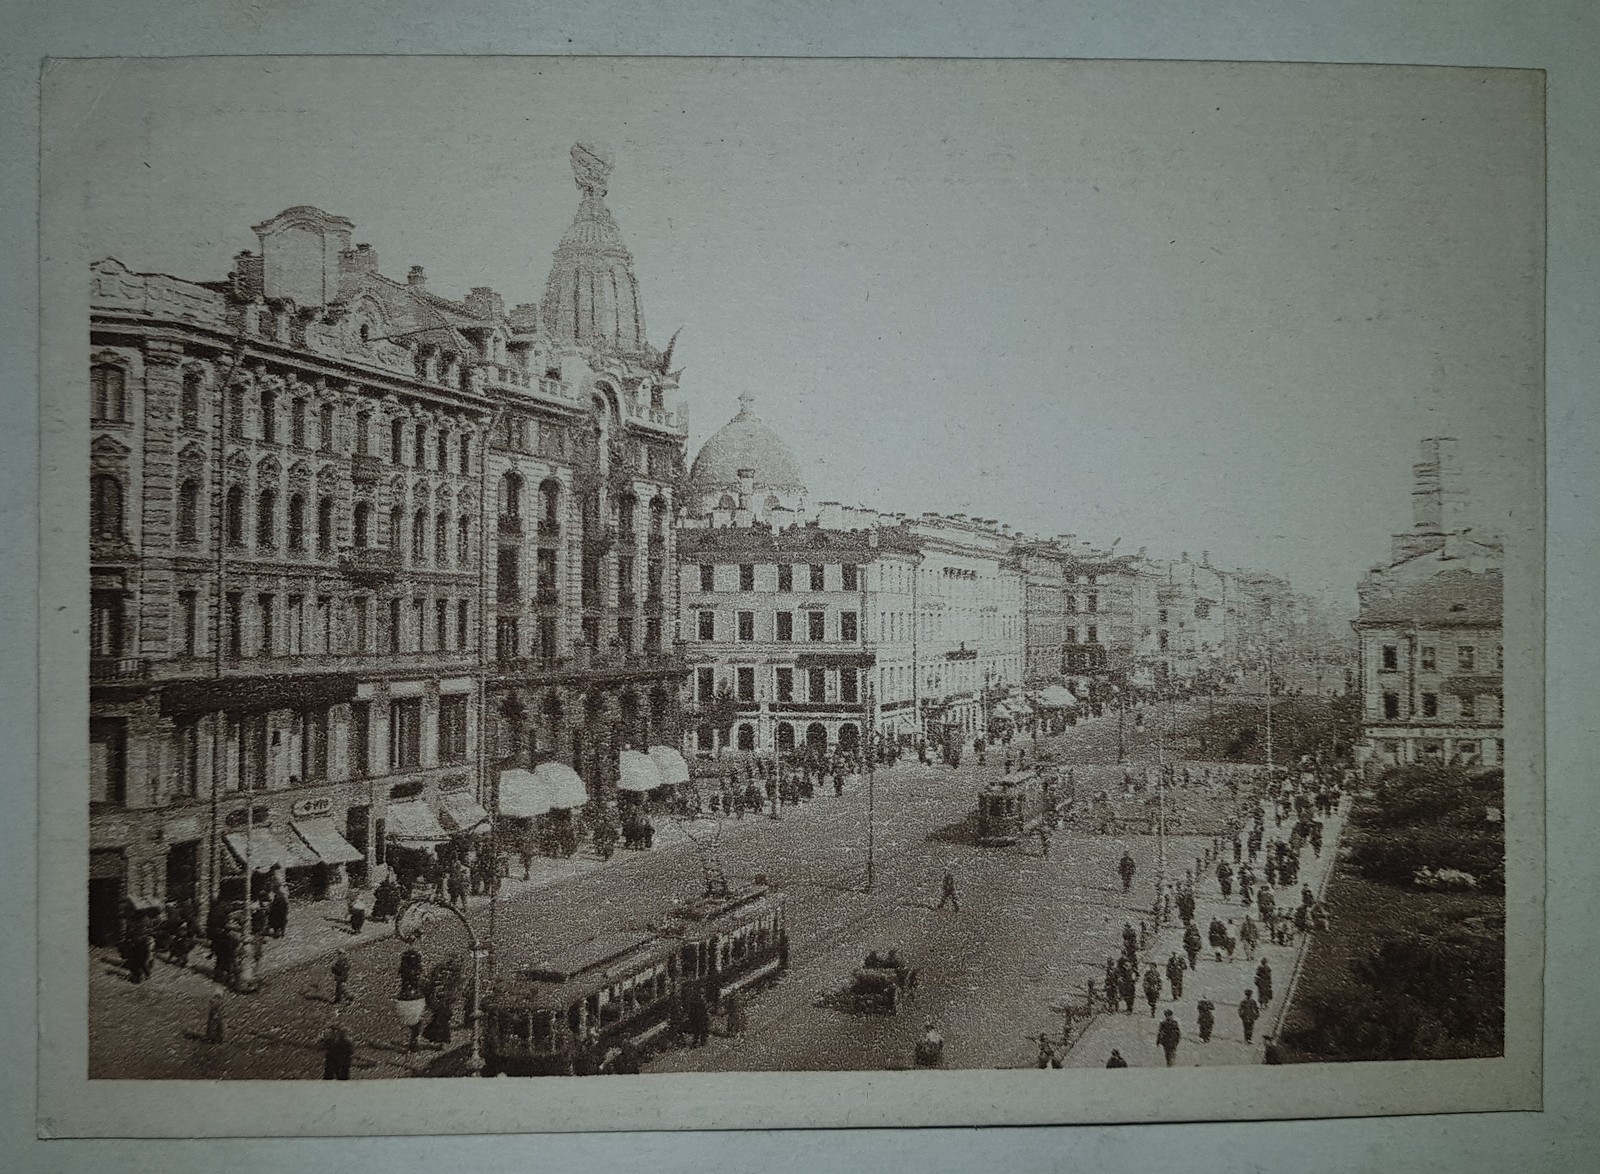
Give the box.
[256,489,277,548]
[227,385,246,439]
[90,474,124,538]
[225,485,245,547]
[286,493,306,552]
[414,427,428,469]
[90,364,126,423]
[318,496,335,553]
[458,514,471,563]
[776,722,796,752]
[435,511,449,564]
[390,418,405,462]
[650,496,667,538]
[290,398,306,448]
[412,509,427,562]
[352,501,371,549]
[501,471,524,518]
[177,480,201,545]
[181,371,203,430]
[616,492,637,539]
[736,723,755,751]
[259,389,277,444]
[459,436,471,476]
[354,411,370,456]
[388,505,404,551]
[436,433,448,472]
[540,479,561,529]
[319,403,336,453]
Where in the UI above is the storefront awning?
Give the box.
[225,827,319,871]
[290,818,365,866]
[384,801,450,845]
[438,789,490,833]
[647,745,691,787]
[617,750,663,793]
[498,765,588,819]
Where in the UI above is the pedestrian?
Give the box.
[687,987,711,1047]
[1223,919,1237,962]
[725,989,746,1039]
[1183,921,1202,972]
[1258,886,1277,930]
[1238,989,1261,1043]
[204,993,226,1044]
[936,870,960,912]
[1166,952,1186,1001]
[1177,887,1196,926]
[1105,1049,1129,1068]
[322,1018,354,1080]
[1036,1033,1055,1069]
[268,888,289,939]
[170,917,195,969]
[1118,851,1137,893]
[331,948,352,1004]
[1255,959,1274,1006]
[1196,997,1215,1043]
[1208,917,1227,963]
[1156,1010,1182,1067]
[1143,963,1162,1016]
[348,890,368,934]
[1119,966,1137,1015]
[1122,922,1139,963]
[1239,914,1260,960]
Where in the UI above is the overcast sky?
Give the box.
[54,57,1543,610]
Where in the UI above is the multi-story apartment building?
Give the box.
[908,515,1026,739]
[481,144,689,795]
[85,144,689,944]
[1354,439,1503,770]
[1015,537,1073,684]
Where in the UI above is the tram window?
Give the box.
[622,985,637,1013]
[585,993,600,1025]
[568,1003,582,1033]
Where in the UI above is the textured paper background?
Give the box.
[5,3,1597,1172]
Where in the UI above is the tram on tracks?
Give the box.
[974,766,1070,847]
[480,883,788,1076]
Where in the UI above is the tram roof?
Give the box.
[519,931,661,983]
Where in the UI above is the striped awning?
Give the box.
[290,819,365,865]
[224,827,319,871]
[647,745,691,787]
[498,765,588,819]
[384,801,450,845]
[438,789,490,833]
[617,750,663,793]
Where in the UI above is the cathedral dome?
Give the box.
[542,143,648,353]
[688,395,809,505]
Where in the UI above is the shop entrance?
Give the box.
[164,840,200,911]
[88,848,126,945]
[345,805,371,887]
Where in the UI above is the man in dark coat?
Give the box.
[936,871,960,912]
[1183,921,1203,971]
[321,1020,354,1080]
[1122,922,1139,963]
[267,889,290,939]
[1118,965,1137,1014]
[1176,887,1196,926]
[1165,952,1186,1001]
[1118,851,1137,893]
[331,948,352,1004]
[1238,990,1261,1043]
[1105,1049,1128,1068]
[1255,958,1274,1006]
[1196,997,1216,1043]
[1143,963,1163,1017]
[1156,1010,1182,1066]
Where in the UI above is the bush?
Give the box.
[1354,766,1504,831]
[1346,826,1505,892]
[1284,913,1504,1060]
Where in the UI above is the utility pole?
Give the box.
[866,678,876,893]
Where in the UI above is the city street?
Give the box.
[90,703,1251,1078]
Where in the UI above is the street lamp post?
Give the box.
[394,898,488,1076]
[865,679,876,894]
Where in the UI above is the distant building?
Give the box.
[1353,439,1503,770]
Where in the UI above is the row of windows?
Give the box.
[493,614,664,661]
[697,563,860,594]
[1378,691,1500,723]
[499,475,668,534]
[153,590,476,660]
[1379,643,1501,673]
[91,363,481,475]
[696,665,862,705]
[695,609,859,643]
[92,694,471,807]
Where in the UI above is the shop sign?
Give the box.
[389,780,425,801]
[291,796,333,818]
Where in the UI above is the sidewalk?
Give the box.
[1062,795,1349,1069]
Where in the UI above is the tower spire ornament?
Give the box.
[571,142,614,199]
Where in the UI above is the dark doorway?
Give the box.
[837,723,860,752]
[346,805,371,886]
[88,849,126,945]
[164,840,200,910]
[805,722,828,752]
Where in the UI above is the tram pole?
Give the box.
[866,680,876,894]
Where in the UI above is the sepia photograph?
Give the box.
[37,55,1544,1134]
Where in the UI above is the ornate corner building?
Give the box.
[86,145,689,942]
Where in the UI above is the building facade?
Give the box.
[86,144,690,943]
[1354,439,1503,770]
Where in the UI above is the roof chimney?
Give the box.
[408,265,427,290]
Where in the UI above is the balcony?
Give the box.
[339,547,400,582]
[90,656,148,682]
[498,514,524,537]
[350,454,384,485]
